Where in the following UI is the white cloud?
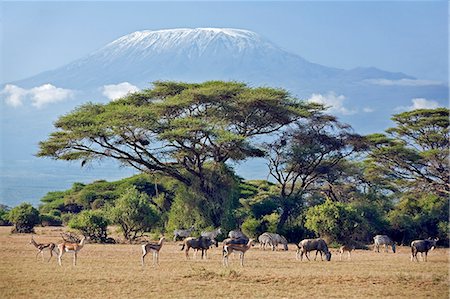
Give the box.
[102,82,139,100]
[363,107,375,113]
[29,84,74,108]
[365,78,443,87]
[395,98,441,111]
[307,92,357,115]
[1,84,73,108]
[1,84,27,107]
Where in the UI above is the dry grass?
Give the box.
[0,226,448,299]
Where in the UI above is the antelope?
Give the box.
[173,226,195,241]
[296,238,331,261]
[223,239,254,267]
[57,236,86,266]
[373,235,396,253]
[411,237,439,262]
[29,236,58,262]
[338,245,355,261]
[142,237,165,266]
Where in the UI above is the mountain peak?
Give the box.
[100,27,275,56]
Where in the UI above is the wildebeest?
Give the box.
[173,226,195,241]
[373,235,396,253]
[296,238,331,261]
[201,228,222,245]
[228,229,249,241]
[258,232,288,251]
[411,237,439,262]
[181,236,216,259]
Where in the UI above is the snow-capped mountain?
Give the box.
[10,28,411,90]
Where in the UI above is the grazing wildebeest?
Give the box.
[201,228,222,246]
[411,237,439,262]
[296,238,332,261]
[181,236,217,259]
[228,229,249,241]
[258,232,288,251]
[373,235,396,253]
[173,226,195,241]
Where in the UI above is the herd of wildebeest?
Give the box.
[27,226,440,267]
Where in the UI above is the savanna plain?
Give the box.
[0,226,448,299]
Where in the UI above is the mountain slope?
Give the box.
[11,28,410,89]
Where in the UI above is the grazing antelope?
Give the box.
[223,239,254,267]
[29,236,58,262]
[57,236,86,266]
[338,245,355,261]
[296,238,332,261]
[141,237,165,266]
[373,235,396,253]
[173,226,195,241]
[411,237,439,262]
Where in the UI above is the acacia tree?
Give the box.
[266,114,366,230]
[38,81,321,226]
[366,108,449,196]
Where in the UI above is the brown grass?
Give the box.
[0,226,448,299]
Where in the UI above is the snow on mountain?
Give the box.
[9,28,411,90]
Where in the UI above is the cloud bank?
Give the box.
[1,84,74,108]
[365,78,443,87]
[307,92,358,115]
[102,82,139,100]
[395,98,441,111]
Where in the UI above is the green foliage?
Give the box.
[0,205,11,226]
[109,187,159,242]
[305,200,364,242]
[8,203,40,233]
[367,108,449,196]
[241,217,263,238]
[40,213,62,226]
[387,193,449,244]
[68,210,109,242]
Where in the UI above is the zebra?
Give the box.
[373,235,396,253]
[200,227,222,245]
[173,226,195,241]
[258,232,288,251]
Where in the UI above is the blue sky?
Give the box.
[1,1,448,83]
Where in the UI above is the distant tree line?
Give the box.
[2,81,447,246]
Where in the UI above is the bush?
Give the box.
[68,210,109,242]
[305,199,364,243]
[241,217,263,238]
[40,214,62,226]
[109,187,160,242]
[8,203,40,233]
[0,205,11,226]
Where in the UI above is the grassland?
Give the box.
[0,226,448,299]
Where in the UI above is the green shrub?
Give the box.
[8,203,40,233]
[68,210,109,242]
[109,187,160,242]
[40,213,62,226]
[0,205,11,226]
